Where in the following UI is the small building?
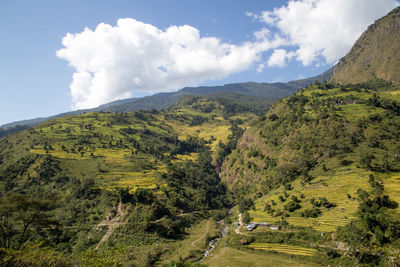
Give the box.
[269,225,281,230]
[246,223,257,231]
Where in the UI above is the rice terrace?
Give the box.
[1,1,400,266]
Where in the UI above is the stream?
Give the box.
[198,222,229,262]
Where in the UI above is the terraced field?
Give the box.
[338,104,385,122]
[250,167,372,232]
[23,97,257,192]
[248,243,317,256]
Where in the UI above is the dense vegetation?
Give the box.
[1,79,400,265]
[222,79,400,191]
[0,79,306,136]
[0,95,261,265]
[0,8,399,265]
[221,79,400,265]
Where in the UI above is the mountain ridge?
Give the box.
[331,7,400,86]
[0,69,332,136]
[219,7,400,264]
[0,7,400,266]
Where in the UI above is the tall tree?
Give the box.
[0,193,58,249]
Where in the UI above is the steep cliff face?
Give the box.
[331,7,400,87]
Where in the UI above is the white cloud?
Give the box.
[57,19,264,109]
[267,49,295,67]
[253,28,270,40]
[57,1,399,109]
[259,0,399,66]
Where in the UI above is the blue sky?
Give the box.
[1,0,398,125]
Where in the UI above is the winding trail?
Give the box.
[235,213,245,235]
[95,202,125,250]
[191,220,211,249]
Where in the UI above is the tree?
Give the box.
[242,211,251,224]
[0,193,58,249]
[238,198,254,213]
[284,201,301,212]
[338,191,400,263]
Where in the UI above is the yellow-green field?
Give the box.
[248,243,317,256]
[100,171,160,190]
[337,104,385,122]
[164,117,231,148]
[31,147,134,163]
[27,99,257,192]
[250,167,373,232]
[31,145,163,190]
[204,246,318,267]
[379,174,400,211]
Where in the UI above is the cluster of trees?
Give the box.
[224,80,400,198]
[215,123,245,167]
[162,147,229,211]
[0,125,29,139]
[0,193,59,250]
[0,106,235,264]
[338,186,400,264]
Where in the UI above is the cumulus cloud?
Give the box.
[57,19,266,109]
[256,0,399,66]
[267,49,295,67]
[58,1,399,109]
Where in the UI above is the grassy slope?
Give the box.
[205,246,316,267]
[250,167,371,232]
[0,96,256,193]
[203,223,323,267]
[0,95,263,265]
[222,80,400,233]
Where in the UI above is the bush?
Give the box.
[242,211,252,224]
[284,183,293,190]
[264,204,272,212]
[291,195,301,203]
[301,208,321,218]
[284,201,301,212]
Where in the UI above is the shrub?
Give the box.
[284,201,301,212]
[301,208,322,218]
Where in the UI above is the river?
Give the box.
[198,222,229,262]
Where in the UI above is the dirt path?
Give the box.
[235,213,245,235]
[191,220,211,249]
[95,202,124,250]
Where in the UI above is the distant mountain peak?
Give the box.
[331,7,400,87]
[1,72,332,136]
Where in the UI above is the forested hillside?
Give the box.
[0,95,261,265]
[1,5,399,267]
[0,81,304,134]
[221,79,400,264]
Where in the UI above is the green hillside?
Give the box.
[0,95,262,265]
[1,6,400,267]
[1,67,334,138]
[222,79,400,190]
[220,79,400,264]
[0,80,302,135]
